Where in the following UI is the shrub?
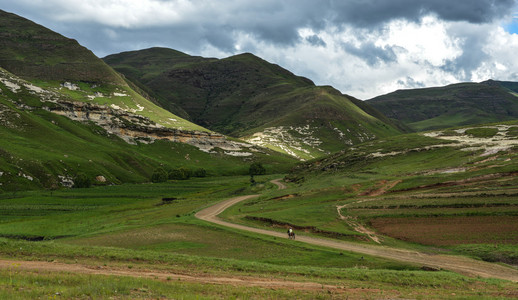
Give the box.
[168,167,191,180]
[249,162,266,176]
[193,168,207,177]
[151,168,168,183]
[73,173,91,188]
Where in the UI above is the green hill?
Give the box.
[0,10,206,132]
[0,10,123,84]
[0,67,295,192]
[104,48,401,160]
[367,81,518,131]
[250,121,518,264]
[0,11,296,191]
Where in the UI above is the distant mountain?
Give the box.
[0,11,296,191]
[367,80,518,131]
[105,48,401,160]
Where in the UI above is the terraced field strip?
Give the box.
[196,194,518,282]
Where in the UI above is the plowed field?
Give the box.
[370,216,518,246]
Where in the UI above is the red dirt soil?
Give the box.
[370,216,518,246]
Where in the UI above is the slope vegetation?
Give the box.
[367,81,518,131]
[105,48,401,159]
[222,121,518,269]
[0,10,204,131]
[0,11,296,191]
[0,67,295,191]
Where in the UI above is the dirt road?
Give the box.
[0,259,355,293]
[1,178,516,290]
[270,178,287,190]
[195,180,518,282]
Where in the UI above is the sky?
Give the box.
[1,0,518,99]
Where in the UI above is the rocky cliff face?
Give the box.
[47,100,253,154]
[0,68,256,156]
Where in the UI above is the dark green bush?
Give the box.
[73,173,92,188]
[193,168,207,177]
[151,168,168,183]
[168,167,191,180]
[249,162,266,176]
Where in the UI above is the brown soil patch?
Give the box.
[371,216,518,246]
[196,196,518,282]
[271,194,298,200]
[360,180,402,197]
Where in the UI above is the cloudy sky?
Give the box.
[2,0,518,99]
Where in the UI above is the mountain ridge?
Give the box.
[104,47,402,159]
[367,80,518,131]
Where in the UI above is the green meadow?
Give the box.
[0,174,516,298]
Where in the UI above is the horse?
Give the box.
[287,230,295,240]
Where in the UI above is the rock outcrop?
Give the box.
[0,68,255,155]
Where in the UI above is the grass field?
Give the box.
[0,174,516,298]
[1,123,518,297]
[0,176,412,270]
[222,124,518,268]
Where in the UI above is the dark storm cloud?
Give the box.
[342,42,399,66]
[397,77,426,89]
[2,0,515,55]
[325,0,516,27]
[440,24,492,81]
[305,35,327,47]
[198,0,517,49]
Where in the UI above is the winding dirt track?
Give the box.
[195,180,518,282]
[0,259,352,292]
[1,179,516,290]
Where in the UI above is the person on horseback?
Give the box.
[287,227,295,239]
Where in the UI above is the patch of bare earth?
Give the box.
[370,216,518,246]
[196,195,518,282]
[336,180,402,244]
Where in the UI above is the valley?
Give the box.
[0,8,518,299]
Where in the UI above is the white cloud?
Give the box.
[42,0,189,27]
[381,16,462,67]
[236,14,518,99]
[471,26,518,81]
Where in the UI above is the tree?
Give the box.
[73,173,92,188]
[193,168,207,177]
[151,167,168,183]
[168,167,192,180]
[249,162,266,176]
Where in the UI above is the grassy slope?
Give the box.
[0,10,204,131]
[367,81,518,131]
[0,73,295,192]
[104,48,401,159]
[0,10,297,191]
[226,121,518,264]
